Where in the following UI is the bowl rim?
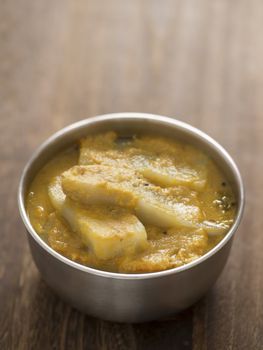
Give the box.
[18,113,245,280]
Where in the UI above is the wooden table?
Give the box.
[0,1,262,349]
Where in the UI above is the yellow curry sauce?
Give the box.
[26,132,236,273]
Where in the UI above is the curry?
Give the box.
[26,132,236,273]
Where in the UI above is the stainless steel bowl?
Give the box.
[18,113,245,323]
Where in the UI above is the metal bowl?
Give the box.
[18,113,245,323]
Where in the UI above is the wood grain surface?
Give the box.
[0,0,262,349]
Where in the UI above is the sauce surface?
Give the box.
[27,132,236,273]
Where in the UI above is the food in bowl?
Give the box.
[26,131,236,273]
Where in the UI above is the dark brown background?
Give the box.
[0,0,262,349]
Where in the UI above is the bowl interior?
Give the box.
[18,113,244,278]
